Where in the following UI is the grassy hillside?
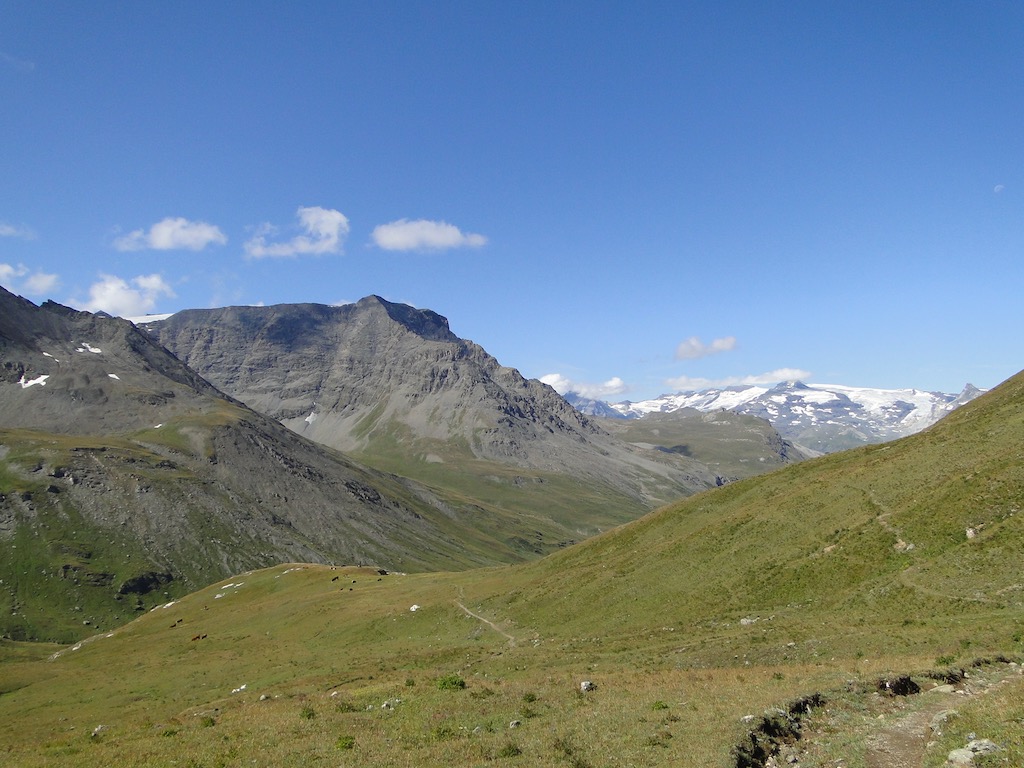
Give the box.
[2,370,1022,766]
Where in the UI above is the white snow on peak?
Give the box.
[599,379,984,452]
[613,386,769,416]
[76,342,102,354]
[19,374,49,388]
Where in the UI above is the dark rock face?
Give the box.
[117,571,174,595]
[145,296,718,506]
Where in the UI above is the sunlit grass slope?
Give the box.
[1,370,1022,767]
[471,369,1024,664]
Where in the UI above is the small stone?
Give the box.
[580,680,596,692]
[509,719,521,728]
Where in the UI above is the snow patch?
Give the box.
[75,342,102,354]
[127,312,175,325]
[18,374,49,388]
[107,373,120,380]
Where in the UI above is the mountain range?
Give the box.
[1,290,804,641]
[568,379,984,453]
[1,289,600,640]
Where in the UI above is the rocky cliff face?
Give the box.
[145,296,719,507]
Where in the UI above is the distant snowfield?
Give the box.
[598,380,985,452]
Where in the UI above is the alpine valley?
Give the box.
[3,289,1022,768]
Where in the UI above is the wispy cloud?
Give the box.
[0,51,35,74]
[674,335,737,360]
[665,367,812,392]
[244,206,349,259]
[540,373,628,400]
[371,218,487,251]
[79,273,175,317]
[114,217,227,252]
[0,262,59,297]
[0,222,36,240]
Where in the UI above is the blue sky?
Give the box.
[2,2,1022,401]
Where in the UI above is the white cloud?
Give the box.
[674,335,737,360]
[114,217,227,252]
[0,262,59,297]
[0,222,35,240]
[540,373,628,400]
[665,367,812,392]
[80,273,175,317]
[0,263,27,282]
[244,206,349,258]
[371,218,487,251]
[23,270,59,295]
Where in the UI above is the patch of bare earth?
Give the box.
[758,664,1020,768]
[864,688,959,768]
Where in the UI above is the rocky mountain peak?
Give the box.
[356,295,457,342]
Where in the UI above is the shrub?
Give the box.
[651,700,669,710]
[497,740,522,757]
[300,703,316,720]
[336,735,355,750]
[436,673,466,691]
[432,724,458,741]
[335,698,360,713]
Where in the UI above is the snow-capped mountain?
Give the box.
[576,381,985,454]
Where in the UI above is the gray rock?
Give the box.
[966,739,999,754]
